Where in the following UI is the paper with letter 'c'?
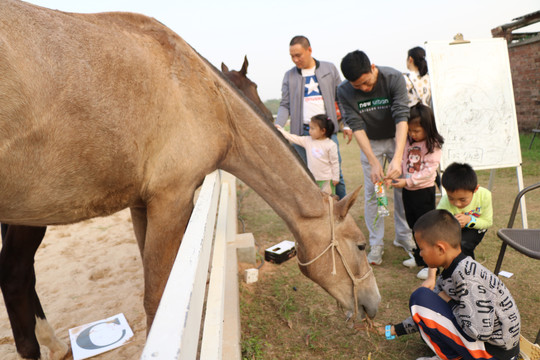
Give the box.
[69,313,134,360]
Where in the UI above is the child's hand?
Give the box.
[375,325,387,336]
[373,325,396,338]
[354,319,383,335]
[390,179,406,188]
[454,213,470,228]
[421,268,437,290]
[420,268,437,289]
[438,291,451,303]
[421,277,436,290]
[332,180,339,186]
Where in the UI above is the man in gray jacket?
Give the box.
[337,50,414,265]
[275,35,351,199]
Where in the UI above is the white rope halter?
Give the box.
[297,196,373,319]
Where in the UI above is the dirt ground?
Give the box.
[0,209,146,359]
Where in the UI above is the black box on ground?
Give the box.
[264,240,296,264]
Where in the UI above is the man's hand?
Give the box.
[386,157,402,180]
[342,129,353,144]
[370,161,384,183]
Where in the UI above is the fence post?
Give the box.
[219,172,242,359]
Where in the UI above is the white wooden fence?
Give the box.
[140,170,242,360]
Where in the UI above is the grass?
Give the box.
[241,336,266,360]
[238,132,540,359]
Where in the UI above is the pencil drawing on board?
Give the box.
[426,39,521,170]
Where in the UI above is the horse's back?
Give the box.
[0,1,224,225]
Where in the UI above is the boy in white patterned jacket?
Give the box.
[379,209,520,360]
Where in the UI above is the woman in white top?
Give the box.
[404,47,431,107]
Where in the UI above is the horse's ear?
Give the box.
[221,62,229,73]
[240,55,248,76]
[335,186,362,219]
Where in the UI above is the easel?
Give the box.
[426,33,528,229]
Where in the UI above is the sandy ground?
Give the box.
[0,209,147,359]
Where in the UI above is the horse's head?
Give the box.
[297,187,380,322]
[221,56,274,122]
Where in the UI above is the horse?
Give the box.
[0,52,275,360]
[0,1,380,359]
[221,55,274,122]
[0,54,275,359]
[0,52,277,359]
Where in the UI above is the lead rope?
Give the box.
[296,197,373,320]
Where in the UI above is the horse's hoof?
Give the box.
[48,341,69,360]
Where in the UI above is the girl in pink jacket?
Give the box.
[390,103,444,279]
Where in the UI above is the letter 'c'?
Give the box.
[76,317,126,350]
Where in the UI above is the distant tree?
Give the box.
[263,99,280,115]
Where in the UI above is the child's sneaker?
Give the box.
[403,257,418,268]
[417,267,429,280]
[367,245,384,265]
[393,237,416,252]
[416,356,442,360]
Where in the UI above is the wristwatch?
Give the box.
[385,325,395,340]
[466,217,477,228]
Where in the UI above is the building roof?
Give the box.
[492,10,540,43]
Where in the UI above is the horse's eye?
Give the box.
[357,244,366,251]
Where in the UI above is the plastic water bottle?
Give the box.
[375,181,389,217]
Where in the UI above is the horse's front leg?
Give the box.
[141,193,194,330]
[0,225,67,360]
[130,206,148,255]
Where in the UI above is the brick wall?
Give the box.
[508,37,540,131]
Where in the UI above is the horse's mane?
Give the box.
[194,49,271,124]
[189,46,316,183]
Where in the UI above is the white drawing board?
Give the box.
[425,38,522,170]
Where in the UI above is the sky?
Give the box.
[23,0,540,101]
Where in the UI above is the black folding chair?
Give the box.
[528,118,540,150]
[493,182,540,345]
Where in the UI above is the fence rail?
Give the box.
[140,170,240,360]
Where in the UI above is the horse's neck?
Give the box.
[218,98,326,240]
